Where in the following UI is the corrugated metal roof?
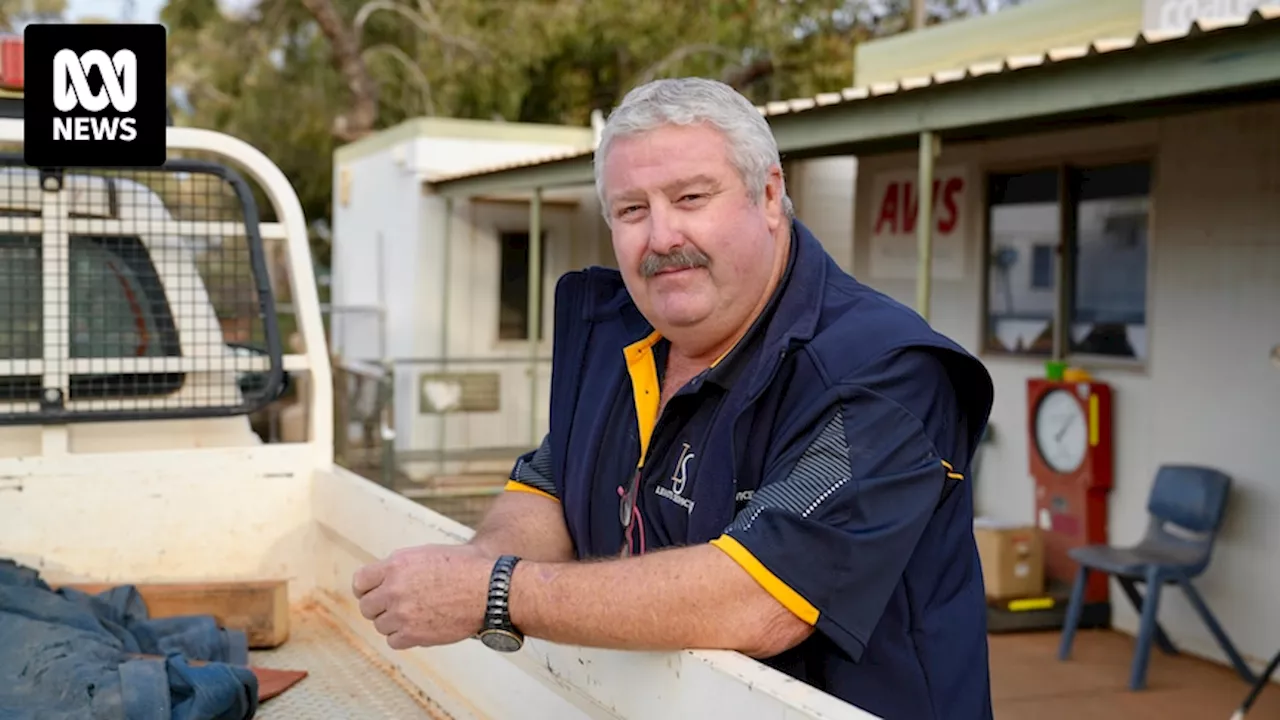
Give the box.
[430,6,1280,184]
[426,145,595,184]
[851,0,1145,88]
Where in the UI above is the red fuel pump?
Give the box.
[1027,378,1114,614]
[987,377,1115,633]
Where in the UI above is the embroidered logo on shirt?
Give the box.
[655,442,696,514]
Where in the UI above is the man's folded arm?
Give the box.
[712,351,963,662]
[507,351,961,659]
[468,435,575,563]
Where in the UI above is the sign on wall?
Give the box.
[867,165,968,281]
[1143,0,1277,30]
[420,372,501,414]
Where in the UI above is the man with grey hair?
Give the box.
[353,76,995,720]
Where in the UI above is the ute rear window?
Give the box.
[0,233,184,402]
[0,158,284,425]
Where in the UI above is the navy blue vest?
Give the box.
[542,221,995,719]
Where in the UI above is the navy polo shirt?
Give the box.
[508,233,793,556]
[604,230,794,557]
[507,221,995,720]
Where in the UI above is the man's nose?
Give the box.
[647,203,685,254]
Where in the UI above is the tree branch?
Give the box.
[634,43,742,86]
[363,42,435,116]
[298,0,379,142]
[353,0,489,58]
[722,57,774,91]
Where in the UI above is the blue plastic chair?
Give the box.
[1056,464,1257,690]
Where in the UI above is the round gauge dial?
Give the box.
[1034,388,1087,474]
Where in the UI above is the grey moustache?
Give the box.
[641,248,710,278]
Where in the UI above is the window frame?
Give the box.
[978,147,1158,370]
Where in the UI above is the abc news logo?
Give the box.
[24,23,166,168]
[53,49,139,142]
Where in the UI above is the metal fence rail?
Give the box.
[328,342,546,527]
[332,356,396,489]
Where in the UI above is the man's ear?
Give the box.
[763,165,787,231]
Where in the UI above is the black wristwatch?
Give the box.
[477,554,524,653]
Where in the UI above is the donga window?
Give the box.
[0,234,183,402]
[984,160,1151,362]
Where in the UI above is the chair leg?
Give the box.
[1058,565,1089,661]
[1178,577,1259,685]
[1129,566,1164,691]
[1118,577,1179,656]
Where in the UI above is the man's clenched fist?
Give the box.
[352,544,492,650]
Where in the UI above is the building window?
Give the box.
[498,230,548,341]
[984,160,1150,362]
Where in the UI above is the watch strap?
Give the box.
[484,554,522,637]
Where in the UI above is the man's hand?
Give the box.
[352,544,492,650]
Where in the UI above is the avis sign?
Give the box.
[867,166,968,281]
[23,24,166,168]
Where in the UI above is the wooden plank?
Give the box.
[60,579,289,649]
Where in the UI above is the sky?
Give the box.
[60,0,256,24]
[63,0,163,22]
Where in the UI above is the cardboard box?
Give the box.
[973,519,1044,600]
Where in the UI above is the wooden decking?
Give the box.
[991,629,1278,719]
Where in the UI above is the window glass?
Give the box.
[498,230,547,341]
[0,234,42,361]
[0,233,182,401]
[69,235,181,359]
[1069,162,1150,360]
[986,170,1059,355]
[983,161,1152,363]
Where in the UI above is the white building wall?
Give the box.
[846,101,1280,671]
[330,129,594,366]
[404,186,612,478]
[330,123,597,471]
[789,156,859,273]
[329,141,420,364]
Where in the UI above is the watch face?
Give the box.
[480,629,523,653]
[1034,388,1088,474]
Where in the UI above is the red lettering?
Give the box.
[874,182,899,234]
[903,181,916,233]
[938,176,963,234]
[874,175,965,235]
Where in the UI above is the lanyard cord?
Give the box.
[618,470,646,557]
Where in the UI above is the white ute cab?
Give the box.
[0,112,881,719]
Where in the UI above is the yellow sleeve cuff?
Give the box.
[710,534,820,625]
[504,480,559,502]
